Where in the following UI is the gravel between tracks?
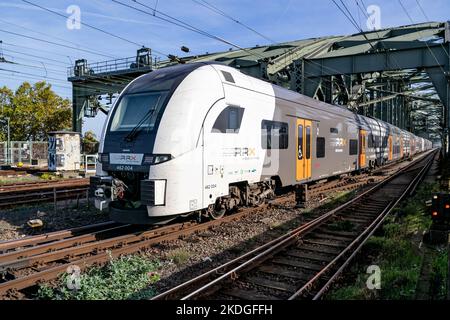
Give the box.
[136,158,422,296]
[0,200,109,241]
[142,190,360,296]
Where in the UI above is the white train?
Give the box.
[90,62,432,224]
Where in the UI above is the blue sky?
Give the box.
[0,0,449,137]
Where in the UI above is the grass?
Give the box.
[167,248,191,266]
[329,236,423,300]
[430,250,448,299]
[328,182,447,300]
[37,254,160,300]
[0,176,38,184]
[323,191,355,208]
[39,172,59,180]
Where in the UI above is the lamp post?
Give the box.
[6,117,10,165]
[0,117,10,165]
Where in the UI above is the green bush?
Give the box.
[37,254,160,300]
[167,248,191,266]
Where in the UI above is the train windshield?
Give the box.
[109,91,168,132]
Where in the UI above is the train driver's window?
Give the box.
[212,106,244,133]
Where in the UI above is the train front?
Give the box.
[90,63,224,224]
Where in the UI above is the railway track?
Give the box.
[0,178,89,208]
[0,170,22,177]
[152,150,437,300]
[0,152,433,298]
[307,157,410,197]
[0,194,295,298]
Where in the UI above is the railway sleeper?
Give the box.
[271,257,326,272]
[244,276,297,293]
[285,249,335,262]
[258,265,315,282]
[222,287,280,300]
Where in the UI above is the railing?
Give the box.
[0,141,48,166]
[81,154,98,175]
[67,56,157,78]
[0,141,99,174]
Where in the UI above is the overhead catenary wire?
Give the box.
[21,0,169,59]
[0,17,115,60]
[331,0,377,51]
[354,0,413,90]
[3,59,67,75]
[333,0,419,101]
[397,0,448,76]
[111,0,270,61]
[339,0,362,32]
[1,47,70,68]
[0,67,71,83]
[0,73,73,90]
[191,0,276,44]
[1,41,86,65]
[414,0,450,59]
[0,28,115,59]
[0,72,124,101]
[0,70,129,98]
[302,2,428,111]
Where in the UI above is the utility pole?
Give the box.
[0,116,10,165]
[6,117,10,165]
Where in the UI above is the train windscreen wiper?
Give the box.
[124,109,156,142]
[123,95,162,142]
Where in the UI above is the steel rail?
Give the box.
[152,150,435,300]
[0,179,89,192]
[0,197,289,297]
[309,149,436,299]
[0,151,434,297]
[0,223,135,264]
[0,221,118,253]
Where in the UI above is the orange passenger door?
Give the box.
[388,135,393,160]
[359,129,366,168]
[296,119,312,181]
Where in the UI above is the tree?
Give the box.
[82,130,99,154]
[0,86,13,141]
[0,81,72,141]
[82,130,98,144]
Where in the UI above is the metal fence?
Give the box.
[0,141,48,166]
[0,141,99,173]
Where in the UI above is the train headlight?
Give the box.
[142,154,172,165]
[154,154,172,164]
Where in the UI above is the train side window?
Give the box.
[261,120,288,149]
[221,71,235,83]
[330,128,338,134]
[316,137,325,158]
[212,106,244,133]
[349,139,358,155]
[298,125,303,159]
[306,126,311,159]
[368,134,373,148]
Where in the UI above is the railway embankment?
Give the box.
[327,154,448,300]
